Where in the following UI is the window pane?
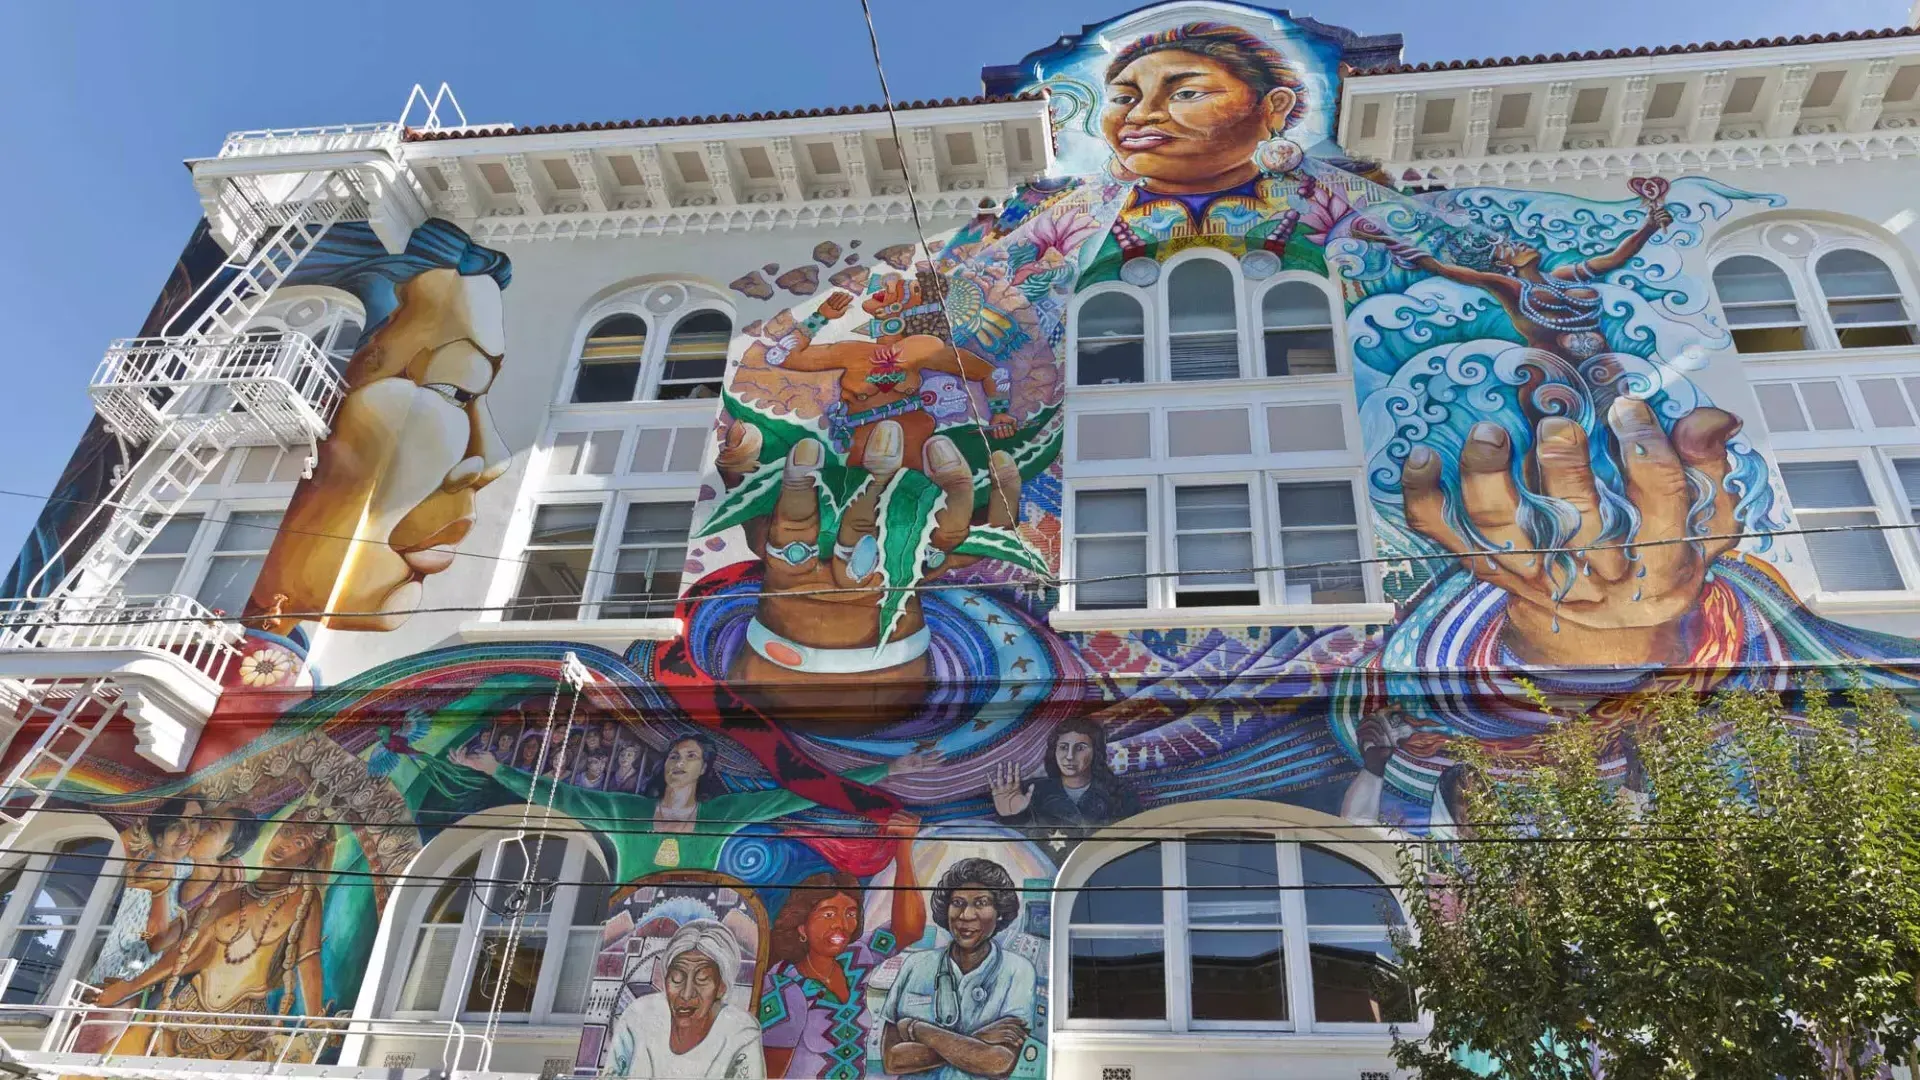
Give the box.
[1177,533,1255,584]
[464,931,545,1013]
[1167,260,1237,334]
[658,311,731,400]
[1714,255,1797,305]
[1277,483,1358,527]
[1800,510,1905,592]
[1079,293,1145,338]
[1302,846,1403,926]
[214,510,283,552]
[195,554,267,616]
[550,927,600,1014]
[424,856,478,923]
[1309,934,1414,1023]
[1189,929,1287,1022]
[1175,486,1251,532]
[146,513,205,557]
[1264,329,1337,377]
[1894,458,1920,509]
[120,556,185,598]
[1185,839,1280,925]
[528,504,600,546]
[1731,325,1809,354]
[510,549,594,620]
[1169,333,1240,382]
[607,551,680,617]
[574,314,647,404]
[1838,323,1917,348]
[1070,844,1161,925]
[1069,931,1166,1019]
[1723,302,1802,327]
[1780,461,1874,509]
[5,927,74,1005]
[1077,490,1148,535]
[1277,528,1365,604]
[1829,298,1912,326]
[400,926,460,1011]
[621,502,694,546]
[1078,338,1146,385]
[1816,249,1902,299]
[1075,538,1149,609]
[1261,282,1332,329]
[1753,384,1808,432]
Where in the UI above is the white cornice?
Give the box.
[464,191,1000,243]
[397,98,1050,160]
[1383,127,1920,184]
[1346,35,1920,93]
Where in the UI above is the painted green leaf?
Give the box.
[813,462,871,551]
[952,524,1052,578]
[693,459,784,538]
[873,469,944,648]
[722,391,822,463]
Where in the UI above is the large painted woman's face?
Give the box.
[663,952,727,1032]
[251,268,511,631]
[1100,49,1296,193]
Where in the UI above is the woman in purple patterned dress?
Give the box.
[758,813,924,1078]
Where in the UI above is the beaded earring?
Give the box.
[1252,133,1304,176]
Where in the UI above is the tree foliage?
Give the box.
[1391,686,1920,1079]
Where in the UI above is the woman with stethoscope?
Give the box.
[879,858,1036,1080]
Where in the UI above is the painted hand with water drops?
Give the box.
[1399,398,1744,666]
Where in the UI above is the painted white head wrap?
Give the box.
[655,918,743,992]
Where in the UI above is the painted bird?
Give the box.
[368,710,433,777]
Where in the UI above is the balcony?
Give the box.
[218,121,402,160]
[90,332,346,448]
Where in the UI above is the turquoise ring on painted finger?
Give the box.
[768,540,819,567]
[833,534,881,582]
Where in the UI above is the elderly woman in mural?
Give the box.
[879,858,1036,1080]
[608,919,765,1079]
[245,220,512,639]
[989,716,1140,830]
[759,812,925,1079]
[94,813,336,1060]
[452,734,941,879]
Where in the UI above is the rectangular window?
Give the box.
[1173,485,1259,607]
[1073,489,1151,610]
[1185,838,1287,1024]
[1894,458,1920,522]
[1779,461,1905,592]
[508,504,602,620]
[119,513,204,597]
[1274,482,1365,605]
[602,502,693,618]
[193,509,283,616]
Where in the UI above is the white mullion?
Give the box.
[529,838,583,1023]
[1277,841,1316,1032]
[60,851,121,994]
[1162,840,1192,1032]
[449,840,505,1018]
[580,494,622,619]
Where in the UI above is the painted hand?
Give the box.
[1357,707,1416,776]
[987,413,1017,440]
[975,1016,1030,1050]
[889,750,947,777]
[449,746,501,776]
[1400,399,1743,666]
[817,291,855,320]
[721,417,1024,712]
[988,761,1033,818]
[881,810,922,837]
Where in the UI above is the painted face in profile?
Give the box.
[251,268,511,632]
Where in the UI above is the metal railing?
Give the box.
[91,332,346,447]
[217,122,402,160]
[0,987,489,1078]
[0,594,241,684]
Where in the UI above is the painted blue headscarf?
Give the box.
[284,218,510,334]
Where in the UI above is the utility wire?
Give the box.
[0,795,1700,846]
[5,499,1916,629]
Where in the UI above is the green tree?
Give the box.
[1390,686,1920,1079]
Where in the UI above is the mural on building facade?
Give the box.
[16,2,1920,1076]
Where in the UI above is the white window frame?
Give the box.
[1262,471,1375,609]
[385,832,606,1027]
[1253,273,1345,378]
[492,490,698,625]
[1710,219,1920,357]
[1157,250,1250,384]
[1710,252,1811,355]
[120,497,287,610]
[1067,284,1155,389]
[1807,245,1920,350]
[1164,473,1266,611]
[0,826,123,1009]
[1773,447,1920,602]
[554,287,736,408]
[1054,830,1415,1038]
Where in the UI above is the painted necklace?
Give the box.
[1516,274,1602,332]
[216,884,295,963]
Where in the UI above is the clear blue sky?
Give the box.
[0,0,1904,558]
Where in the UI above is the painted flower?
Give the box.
[237,645,298,687]
[1296,174,1355,247]
[1025,207,1102,261]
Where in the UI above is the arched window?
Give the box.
[1815,249,1916,348]
[391,834,609,1022]
[0,837,119,1005]
[1063,836,1411,1031]
[1076,293,1147,386]
[1166,260,1241,382]
[1714,256,1808,354]
[572,314,649,403]
[1260,283,1337,377]
[655,311,732,400]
